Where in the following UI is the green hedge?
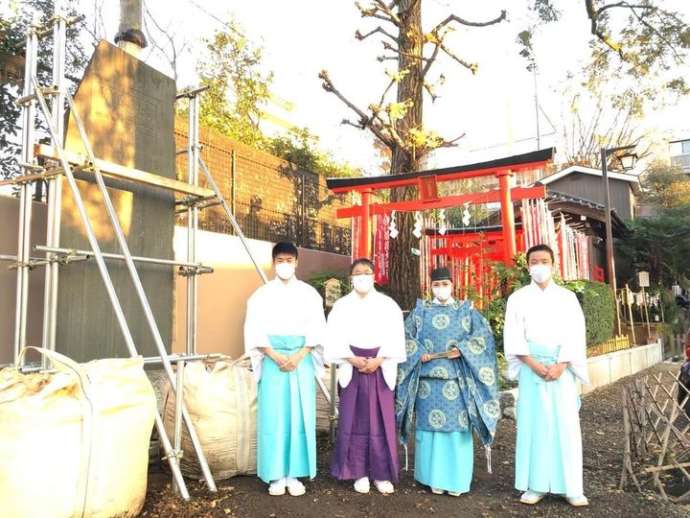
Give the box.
[485,279,616,351]
[563,280,616,346]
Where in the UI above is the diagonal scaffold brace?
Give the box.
[196,154,336,405]
[30,79,217,500]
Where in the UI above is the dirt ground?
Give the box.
[141,363,690,518]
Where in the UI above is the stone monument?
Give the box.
[56,40,176,361]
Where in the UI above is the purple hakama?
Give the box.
[330,346,400,482]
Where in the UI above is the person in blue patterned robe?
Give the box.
[396,267,500,496]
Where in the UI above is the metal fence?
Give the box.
[198,201,352,255]
[587,335,631,357]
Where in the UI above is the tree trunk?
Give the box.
[388,0,423,310]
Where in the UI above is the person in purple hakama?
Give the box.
[325,258,406,494]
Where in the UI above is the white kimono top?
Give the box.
[243,277,326,382]
[324,289,406,390]
[503,281,589,384]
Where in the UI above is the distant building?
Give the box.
[669,137,690,174]
[537,165,640,221]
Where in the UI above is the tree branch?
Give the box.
[423,82,438,102]
[421,40,441,78]
[355,25,397,43]
[319,69,393,147]
[373,0,401,25]
[585,1,656,58]
[355,1,400,27]
[438,41,478,74]
[629,6,683,61]
[585,0,623,55]
[431,10,507,34]
[378,77,396,108]
[440,133,466,148]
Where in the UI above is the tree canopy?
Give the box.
[1,0,88,184]
[319,0,689,307]
[619,162,690,288]
[196,19,361,178]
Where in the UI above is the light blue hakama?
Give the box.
[257,335,316,483]
[515,341,583,497]
[415,430,473,494]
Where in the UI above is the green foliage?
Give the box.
[618,205,690,288]
[527,1,689,92]
[196,20,272,149]
[1,0,88,181]
[618,161,690,290]
[640,163,690,209]
[480,256,615,350]
[564,280,615,346]
[268,127,363,178]
[196,19,361,179]
[306,271,351,295]
[659,287,686,336]
[479,254,530,351]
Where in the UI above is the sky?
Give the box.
[9,0,690,175]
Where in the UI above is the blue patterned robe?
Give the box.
[396,299,500,449]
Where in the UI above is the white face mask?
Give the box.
[529,264,552,284]
[275,262,296,280]
[432,286,453,302]
[352,274,375,294]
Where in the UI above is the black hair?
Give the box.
[272,241,298,260]
[350,257,374,275]
[526,244,555,263]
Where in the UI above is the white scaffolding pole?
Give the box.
[13,23,38,364]
[186,93,200,355]
[41,8,67,366]
[30,78,195,500]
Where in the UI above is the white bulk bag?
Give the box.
[0,348,156,518]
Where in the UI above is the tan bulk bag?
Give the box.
[0,347,156,518]
[163,358,257,480]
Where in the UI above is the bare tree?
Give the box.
[561,90,652,168]
[321,0,688,307]
[320,1,506,307]
[140,1,190,82]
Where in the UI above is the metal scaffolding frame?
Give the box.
[5,4,336,503]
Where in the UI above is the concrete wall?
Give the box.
[581,341,663,395]
[1,198,349,364]
[0,195,46,365]
[172,227,350,358]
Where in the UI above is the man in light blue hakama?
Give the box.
[504,244,590,507]
[244,242,326,497]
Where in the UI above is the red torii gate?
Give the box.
[425,228,526,301]
[326,148,554,265]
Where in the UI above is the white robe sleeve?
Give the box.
[503,292,530,381]
[243,289,270,382]
[379,298,407,391]
[557,291,590,384]
[324,298,355,388]
[304,287,327,378]
[324,299,354,364]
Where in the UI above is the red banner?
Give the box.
[374,214,390,285]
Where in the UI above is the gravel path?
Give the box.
[142,362,690,517]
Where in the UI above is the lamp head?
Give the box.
[618,151,638,171]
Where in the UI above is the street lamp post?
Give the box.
[600,144,638,337]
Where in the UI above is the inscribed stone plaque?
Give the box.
[56,40,175,361]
